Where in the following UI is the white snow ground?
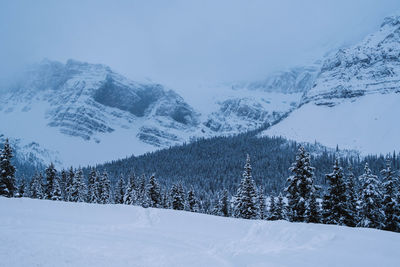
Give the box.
[1,197,399,267]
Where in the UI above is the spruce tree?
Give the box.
[381,160,400,232]
[87,168,99,203]
[161,190,169,209]
[285,146,315,222]
[136,174,146,205]
[275,193,287,220]
[186,187,198,212]
[70,168,87,202]
[16,178,26,198]
[358,163,384,229]
[0,139,16,197]
[170,183,185,210]
[50,177,62,201]
[60,170,68,201]
[268,195,277,220]
[146,174,161,208]
[258,187,266,220]
[44,163,58,200]
[344,166,358,227]
[124,173,137,205]
[29,173,44,199]
[65,167,75,202]
[115,175,125,204]
[218,189,230,217]
[323,158,349,225]
[308,189,321,223]
[233,154,258,219]
[98,171,112,204]
[212,195,220,215]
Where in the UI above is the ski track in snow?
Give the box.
[1,197,400,267]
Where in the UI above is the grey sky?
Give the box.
[1,0,400,89]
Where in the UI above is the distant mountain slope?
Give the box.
[234,65,319,94]
[262,15,400,154]
[2,197,400,267]
[0,60,306,166]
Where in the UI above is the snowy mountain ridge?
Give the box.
[0,59,302,166]
[302,15,400,106]
[262,15,400,154]
[3,14,400,165]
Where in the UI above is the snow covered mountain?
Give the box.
[2,197,400,267]
[263,15,400,155]
[0,60,204,166]
[6,14,399,166]
[0,59,306,166]
[233,65,319,94]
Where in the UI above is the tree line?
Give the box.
[1,138,399,233]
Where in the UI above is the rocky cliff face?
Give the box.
[262,15,400,155]
[303,15,400,106]
[234,66,319,94]
[0,59,302,166]
[1,59,200,145]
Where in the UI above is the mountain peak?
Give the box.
[380,15,400,28]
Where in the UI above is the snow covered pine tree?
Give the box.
[285,146,315,222]
[358,163,384,229]
[234,154,258,219]
[0,139,16,197]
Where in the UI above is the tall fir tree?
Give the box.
[268,195,277,220]
[344,166,358,227]
[381,159,400,232]
[308,189,321,223]
[50,177,62,201]
[170,182,185,210]
[65,167,75,202]
[161,190,169,209]
[0,139,16,197]
[234,154,258,219]
[146,174,161,208]
[16,177,27,198]
[137,174,146,205]
[29,173,44,199]
[285,146,315,222]
[275,193,287,220]
[124,173,137,205]
[322,158,349,225]
[60,170,68,201]
[212,195,220,215]
[44,163,58,200]
[186,187,198,212]
[218,189,230,217]
[114,175,126,204]
[87,168,99,203]
[258,187,266,220]
[70,168,87,202]
[98,171,112,204]
[358,163,384,229]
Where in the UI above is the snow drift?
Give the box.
[1,197,399,267]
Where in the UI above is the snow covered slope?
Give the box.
[1,197,400,267]
[262,15,400,154]
[0,59,202,166]
[0,59,306,167]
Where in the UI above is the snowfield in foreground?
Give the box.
[1,198,399,267]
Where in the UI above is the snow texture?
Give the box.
[1,197,400,267]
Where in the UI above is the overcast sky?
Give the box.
[1,0,400,89]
